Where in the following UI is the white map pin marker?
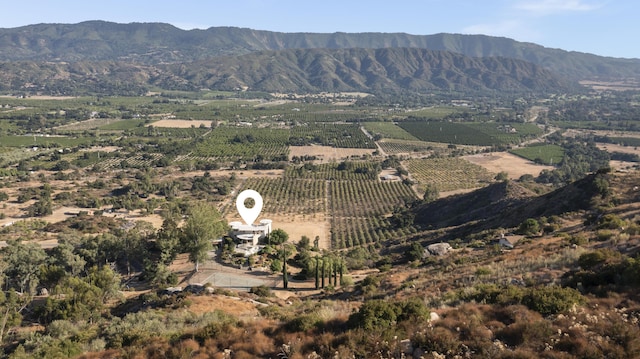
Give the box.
[236,189,263,226]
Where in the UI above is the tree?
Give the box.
[298,236,311,251]
[0,290,28,342]
[182,202,228,272]
[1,240,47,294]
[495,171,509,182]
[408,242,425,261]
[155,217,182,265]
[268,228,289,245]
[282,249,288,289]
[315,257,320,289]
[423,183,439,203]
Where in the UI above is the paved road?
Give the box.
[187,252,277,291]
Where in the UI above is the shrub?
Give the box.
[412,326,461,355]
[517,218,540,236]
[569,234,588,246]
[522,286,585,316]
[250,285,272,297]
[475,267,492,276]
[496,320,553,350]
[595,229,615,241]
[578,249,617,269]
[348,299,401,330]
[285,314,321,332]
[597,214,625,230]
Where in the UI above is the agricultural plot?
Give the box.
[99,119,150,130]
[92,153,164,170]
[242,178,326,216]
[404,157,494,193]
[331,216,417,249]
[238,163,417,250]
[329,180,415,218]
[150,119,214,128]
[378,139,445,155]
[607,137,640,147]
[398,121,542,146]
[289,145,375,162]
[285,162,379,181]
[464,152,554,180]
[289,123,376,148]
[0,147,44,164]
[404,106,464,119]
[0,135,96,148]
[329,180,417,249]
[362,122,418,140]
[193,126,289,160]
[510,144,565,165]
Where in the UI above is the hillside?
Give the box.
[1,21,639,81]
[414,171,611,232]
[165,48,575,93]
[0,48,575,95]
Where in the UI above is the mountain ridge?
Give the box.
[1,21,639,81]
[0,47,576,95]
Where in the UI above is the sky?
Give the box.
[2,0,637,59]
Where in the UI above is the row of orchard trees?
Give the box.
[0,201,227,343]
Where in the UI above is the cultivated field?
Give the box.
[150,119,214,128]
[289,145,376,162]
[464,152,554,179]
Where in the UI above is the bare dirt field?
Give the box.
[464,152,553,179]
[289,145,376,162]
[597,143,640,154]
[149,119,214,128]
[597,143,640,171]
[579,80,640,91]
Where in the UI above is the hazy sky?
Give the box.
[3,0,636,59]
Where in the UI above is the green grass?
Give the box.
[363,122,418,140]
[397,121,542,146]
[0,135,96,148]
[510,144,565,165]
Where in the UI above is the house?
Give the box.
[497,233,521,249]
[229,219,272,246]
[499,237,515,249]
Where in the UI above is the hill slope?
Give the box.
[0,48,575,95]
[1,21,639,80]
[165,48,575,93]
[414,173,610,231]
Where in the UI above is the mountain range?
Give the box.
[1,21,638,95]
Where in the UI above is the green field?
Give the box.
[363,122,418,140]
[510,144,565,165]
[397,121,542,146]
[0,135,96,148]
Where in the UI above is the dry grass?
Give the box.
[464,152,553,179]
